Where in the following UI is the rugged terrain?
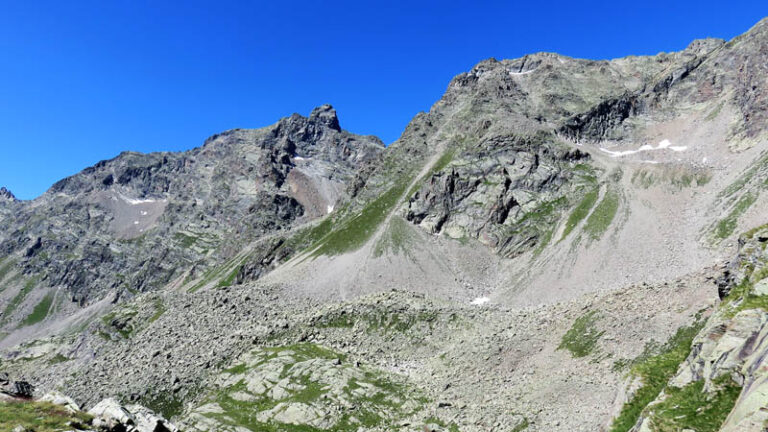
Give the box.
[2,17,768,432]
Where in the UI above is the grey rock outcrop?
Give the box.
[38,390,80,413]
[0,187,15,202]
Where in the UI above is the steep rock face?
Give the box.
[0,106,382,326]
[405,132,590,256]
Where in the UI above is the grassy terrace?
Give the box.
[0,400,92,432]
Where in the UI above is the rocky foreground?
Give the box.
[0,392,176,432]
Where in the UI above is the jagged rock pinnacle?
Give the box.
[0,186,16,201]
[309,104,341,131]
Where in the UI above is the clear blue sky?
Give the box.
[1,1,765,199]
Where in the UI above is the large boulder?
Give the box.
[125,404,178,432]
[88,398,135,431]
[38,390,80,413]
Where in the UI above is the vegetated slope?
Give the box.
[1,17,768,432]
[0,105,382,343]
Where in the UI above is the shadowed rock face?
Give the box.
[0,106,383,309]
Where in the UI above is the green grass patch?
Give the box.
[316,312,356,328]
[373,216,416,258]
[558,311,604,358]
[101,308,138,339]
[286,217,335,251]
[148,298,166,323]
[174,232,199,248]
[561,188,599,241]
[631,170,655,188]
[511,418,530,432]
[48,353,71,364]
[311,180,411,257]
[0,400,92,432]
[2,275,40,321]
[584,189,619,240]
[143,392,185,420]
[572,163,599,185]
[407,149,456,198]
[217,264,242,288]
[189,254,247,293]
[609,320,705,432]
[632,169,712,189]
[715,193,757,239]
[645,376,741,432]
[19,292,54,327]
[719,266,768,316]
[705,101,724,121]
[0,258,16,284]
[720,152,768,198]
[200,342,424,432]
[735,294,768,312]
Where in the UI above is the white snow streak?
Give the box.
[471,297,490,305]
[599,139,688,158]
[121,195,158,205]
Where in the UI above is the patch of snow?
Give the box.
[121,195,158,205]
[641,160,660,164]
[133,221,139,225]
[140,211,148,216]
[326,205,334,214]
[294,156,306,161]
[702,157,708,163]
[599,139,688,158]
[509,68,537,76]
[471,297,490,305]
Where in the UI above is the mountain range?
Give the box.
[1,17,768,432]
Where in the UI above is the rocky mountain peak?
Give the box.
[0,186,16,201]
[309,104,341,131]
[684,37,726,55]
